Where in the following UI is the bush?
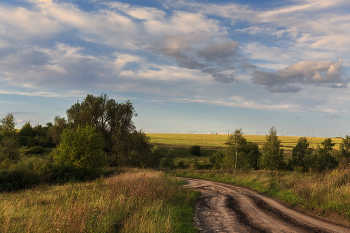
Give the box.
[190,145,201,156]
[38,163,103,183]
[159,149,175,169]
[26,146,44,154]
[53,125,106,171]
[177,160,186,168]
[210,151,224,168]
[0,166,42,192]
[111,131,158,168]
[0,137,20,162]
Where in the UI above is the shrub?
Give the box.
[177,160,186,168]
[0,166,42,191]
[0,137,20,162]
[159,149,175,169]
[210,151,224,168]
[190,145,201,156]
[53,125,106,171]
[26,146,44,154]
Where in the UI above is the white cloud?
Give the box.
[0,0,350,118]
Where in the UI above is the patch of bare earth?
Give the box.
[181,177,350,233]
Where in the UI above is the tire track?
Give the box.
[225,195,268,233]
[181,177,350,233]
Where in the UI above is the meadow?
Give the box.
[148,133,343,164]
[148,133,350,225]
[0,169,199,233]
[148,133,343,149]
[2,132,349,232]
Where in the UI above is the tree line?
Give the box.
[210,126,349,172]
[0,94,162,191]
[2,94,350,191]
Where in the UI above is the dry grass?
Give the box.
[0,169,198,233]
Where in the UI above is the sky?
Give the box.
[1,0,350,137]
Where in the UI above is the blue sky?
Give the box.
[1,0,350,137]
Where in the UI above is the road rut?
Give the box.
[181,177,350,233]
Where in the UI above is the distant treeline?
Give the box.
[210,127,350,172]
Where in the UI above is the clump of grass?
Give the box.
[170,168,350,224]
[0,169,199,232]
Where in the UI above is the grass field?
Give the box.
[148,133,344,168]
[148,133,344,159]
[0,169,199,233]
[147,133,350,225]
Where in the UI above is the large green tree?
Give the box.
[66,94,153,167]
[259,126,285,170]
[53,125,106,170]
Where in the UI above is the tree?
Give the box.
[222,129,260,170]
[305,138,337,172]
[0,113,16,137]
[53,125,106,171]
[66,94,154,167]
[66,94,137,153]
[210,151,224,169]
[47,116,68,144]
[19,122,35,137]
[226,129,245,169]
[259,126,285,170]
[289,137,313,172]
[0,137,20,162]
[339,135,350,158]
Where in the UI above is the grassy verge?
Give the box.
[169,169,350,225]
[1,168,200,233]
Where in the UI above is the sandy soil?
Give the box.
[181,177,350,233]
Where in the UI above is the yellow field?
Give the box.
[147,133,343,151]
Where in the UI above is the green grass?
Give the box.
[169,169,350,225]
[148,134,343,148]
[148,133,344,160]
[0,169,200,233]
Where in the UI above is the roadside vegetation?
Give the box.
[148,128,350,224]
[0,169,199,232]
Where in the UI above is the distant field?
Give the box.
[147,134,344,158]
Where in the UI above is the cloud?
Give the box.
[154,35,242,83]
[197,41,238,61]
[325,115,339,120]
[252,59,346,92]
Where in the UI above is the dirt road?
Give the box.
[181,177,350,233]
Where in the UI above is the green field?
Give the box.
[147,133,344,167]
[148,133,343,152]
[148,133,350,225]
